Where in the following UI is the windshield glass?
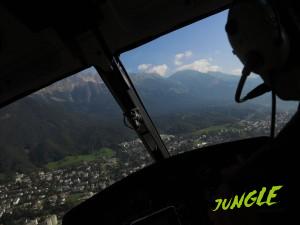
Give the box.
[0,67,153,225]
[1,9,299,225]
[120,10,298,155]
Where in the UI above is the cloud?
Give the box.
[176,59,221,73]
[231,68,242,75]
[174,50,193,66]
[138,64,151,71]
[138,64,168,76]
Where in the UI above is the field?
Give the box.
[190,123,243,136]
[46,147,115,170]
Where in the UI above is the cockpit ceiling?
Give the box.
[0,0,231,108]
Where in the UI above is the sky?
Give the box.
[120,10,243,77]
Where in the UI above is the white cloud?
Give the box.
[138,64,168,76]
[176,59,221,73]
[138,64,151,71]
[149,64,168,76]
[231,68,242,75]
[174,50,193,66]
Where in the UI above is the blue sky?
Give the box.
[120,10,243,77]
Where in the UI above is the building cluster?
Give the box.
[168,112,292,153]
[0,154,150,225]
[0,112,293,225]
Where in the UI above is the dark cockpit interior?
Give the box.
[0,1,298,225]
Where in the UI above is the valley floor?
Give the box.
[0,112,293,225]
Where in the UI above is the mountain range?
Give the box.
[0,69,295,173]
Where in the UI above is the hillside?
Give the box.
[0,69,294,173]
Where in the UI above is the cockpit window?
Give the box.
[0,9,299,225]
[120,10,298,155]
[0,67,153,225]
